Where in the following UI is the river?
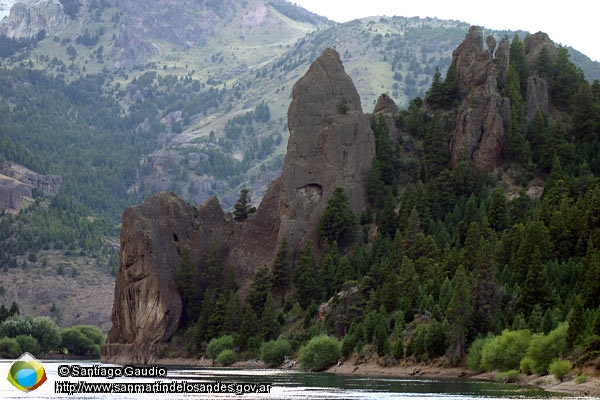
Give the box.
[0,360,583,399]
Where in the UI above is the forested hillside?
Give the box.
[159,32,600,380]
[1,0,600,347]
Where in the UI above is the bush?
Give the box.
[549,359,572,381]
[216,349,237,366]
[525,323,568,375]
[494,370,520,383]
[260,338,292,367]
[298,335,341,371]
[520,357,535,375]
[0,337,22,358]
[480,330,531,372]
[15,335,40,355]
[30,316,62,353]
[206,335,234,361]
[467,336,493,371]
[575,374,588,384]
[61,325,105,356]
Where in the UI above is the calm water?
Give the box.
[0,360,587,399]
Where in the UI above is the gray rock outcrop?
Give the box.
[0,0,69,39]
[102,48,375,364]
[450,26,509,171]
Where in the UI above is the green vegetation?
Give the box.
[260,338,293,367]
[549,359,572,381]
[61,325,105,357]
[216,349,237,366]
[298,335,341,371]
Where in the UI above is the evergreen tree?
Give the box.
[423,112,450,178]
[509,34,530,96]
[402,206,422,259]
[446,265,472,359]
[222,292,242,335]
[238,304,259,350]
[426,67,444,108]
[488,187,509,232]
[377,192,398,238]
[176,247,199,326]
[442,61,459,107]
[271,236,291,292]
[260,293,280,341]
[293,242,322,309]
[206,293,227,339]
[579,239,600,309]
[516,247,551,316]
[504,65,526,162]
[566,296,586,349]
[535,45,553,79]
[572,80,599,142]
[317,187,357,246]
[552,47,585,111]
[246,265,273,317]
[233,188,255,221]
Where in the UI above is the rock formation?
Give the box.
[0,0,69,39]
[450,26,509,171]
[102,48,375,364]
[0,162,62,211]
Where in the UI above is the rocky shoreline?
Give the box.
[152,356,600,398]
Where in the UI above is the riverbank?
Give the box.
[154,356,600,398]
[326,359,600,398]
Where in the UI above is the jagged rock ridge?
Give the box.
[102,48,375,364]
[0,162,62,211]
[0,0,69,39]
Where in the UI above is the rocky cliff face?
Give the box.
[450,26,510,171]
[0,162,62,211]
[280,48,375,256]
[0,0,69,39]
[102,48,375,364]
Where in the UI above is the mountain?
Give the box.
[1,0,600,333]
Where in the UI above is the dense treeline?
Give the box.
[168,35,600,376]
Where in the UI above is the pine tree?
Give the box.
[317,187,357,246]
[572,80,598,142]
[566,296,586,349]
[206,293,227,339]
[293,242,322,309]
[271,236,291,292]
[446,265,472,359]
[176,247,199,326]
[423,112,450,178]
[260,293,281,341]
[238,304,259,350]
[516,247,551,316]
[442,61,459,107]
[535,45,553,79]
[377,192,398,238]
[246,265,272,317]
[426,67,444,108]
[222,292,242,335]
[233,188,255,221]
[488,187,509,232]
[552,47,585,111]
[580,239,600,309]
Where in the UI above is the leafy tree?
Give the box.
[206,335,234,363]
[317,187,357,246]
[298,335,341,371]
[15,335,40,355]
[233,188,255,221]
[0,337,22,359]
[29,316,62,353]
[61,325,104,356]
[216,349,236,366]
[260,338,292,367]
[480,329,532,372]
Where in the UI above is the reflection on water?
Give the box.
[0,360,579,399]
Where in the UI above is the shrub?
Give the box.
[467,336,493,371]
[494,370,520,383]
[298,335,341,371]
[15,335,40,355]
[216,349,237,366]
[341,334,356,358]
[525,323,568,375]
[549,359,572,381]
[260,338,292,367]
[575,374,588,384]
[480,330,531,372]
[520,357,535,375]
[30,316,62,353]
[206,335,234,361]
[0,337,22,358]
[61,325,105,356]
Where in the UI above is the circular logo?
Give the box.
[7,353,47,392]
